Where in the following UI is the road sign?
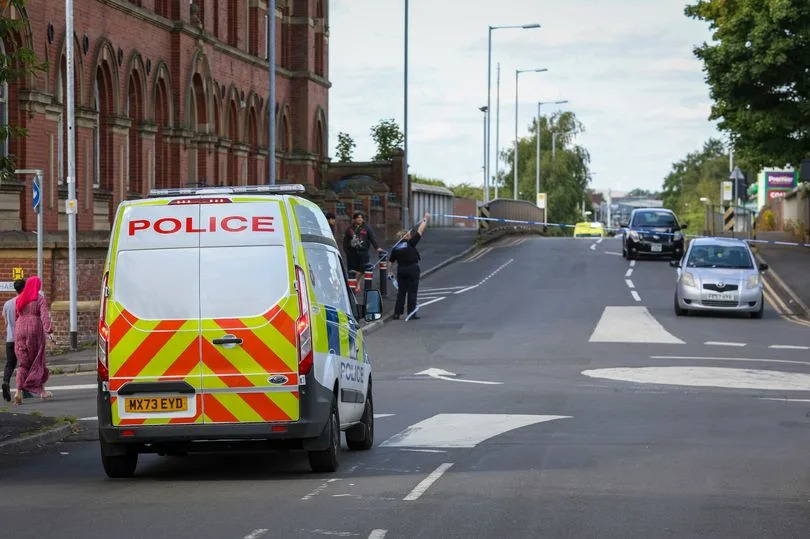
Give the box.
[12,268,23,280]
[32,178,41,213]
[729,166,745,181]
[536,193,547,209]
[0,282,14,292]
[721,181,733,202]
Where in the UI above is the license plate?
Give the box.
[650,244,662,253]
[124,396,188,413]
[706,294,736,302]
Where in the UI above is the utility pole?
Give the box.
[402,0,410,228]
[267,0,276,185]
[65,0,78,350]
[494,62,500,200]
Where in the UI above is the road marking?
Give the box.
[582,366,810,391]
[79,416,98,421]
[705,341,747,347]
[404,462,454,501]
[589,243,597,251]
[368,530,388,539]
[413,297,445,309]
[415,368,502,385]
[625,279,635,289]
[597,238,604,244]
[382,413,570,449]
[373,414,395,419]
[454,284,479,294]
[769,345,810,350]
[630,291,641,302]
[630,260,636,267]
[650,355,810,367]
[589,306,684,344]
[625,268,633,278]
[464,247,492,263]
[243,530,269,539]
[421,286,468,292]
[46,383,96,391]
[762,278,792,315]
[302,478,341,501]
[605,251,622,256]
[399,448,448,453]
[760,398,810,403]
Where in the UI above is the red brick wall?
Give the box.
[453,197,478,228]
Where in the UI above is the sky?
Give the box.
[328,0,722,194]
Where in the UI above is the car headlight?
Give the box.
[681,271,698,288]
[746,274,760,289]
[629,230,640,241]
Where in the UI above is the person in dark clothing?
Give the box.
[2,278,26,402]
[343,211,384,294]
[324,211,336,235]
[388,213,429,320]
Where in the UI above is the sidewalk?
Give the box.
[753,231,810,317]
[45,227,478,373]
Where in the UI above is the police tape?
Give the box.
[435,213,810,248]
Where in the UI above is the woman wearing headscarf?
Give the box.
[388,213,429,320]
[13,276,53,404]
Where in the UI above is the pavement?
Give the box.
[3,234,810,537]
[753,230,810,318]
[0,226,478,453]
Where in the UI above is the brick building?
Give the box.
[0,0,334,349]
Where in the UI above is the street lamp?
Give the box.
[514,67,547,199]
[486,23,540,203]
[403,0,410,228]
[479,106,488,200]
[535,99,568,202]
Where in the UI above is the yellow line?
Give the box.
[762,279,791,315]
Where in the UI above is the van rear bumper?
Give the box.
[97,380,333,450]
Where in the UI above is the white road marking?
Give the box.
[589,243,597,251]
[454,285,479,294]
[310,530,357,537]
[769,345,810,350]
[625,279,635,289]
[301,478,341,501]
[399,448,448,453]
[404,462,454,501]
[368,530,388,539]
[382,414,570,449]
[589,306,684,344]
[420,286,468,292]
[625,268,633,278]
[415,368,502,385]
[597,238,604,244]
[373,414,395,419]
[630,260,636,267]
[582,366,810,391]
[45,384,96,391]
[79,416,98,421]
[760,398,810,403]
[650,355,810,367]
[465,247,492,263]
[605,251,622,256]
[243,530,269,539]
[631,291,641,302]
[705,341,747,347]
[412,297,445,309]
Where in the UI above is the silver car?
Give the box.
[671,237,768,318]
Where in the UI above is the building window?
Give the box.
[336,202,346,215]
[353,199,362,212]
[93,81,101,188]
[315,33,324,76]
[371,195,382,208]
[0,40,7,160]
[227,0,239,47]
[154,0,168,17]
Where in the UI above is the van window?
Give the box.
[304,246,351,314]
[114,249,200,320]
[293,202,334,241]
[200,245,290,321]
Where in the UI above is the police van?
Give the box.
[97,184,381,477]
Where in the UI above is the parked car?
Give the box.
[621,208,686,260]
[670,237,767,318]
[573,222,606,238]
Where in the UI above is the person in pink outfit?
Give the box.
[13,276,53,404]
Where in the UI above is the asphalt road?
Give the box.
[3,236,810,538]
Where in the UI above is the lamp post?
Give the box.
[268,0,276,185]
[494,62,500,200]
[535,99,567,202]
[486,23,540,203]
[479,106,488,200]
[514,67,547,199]
[65,0,78,350]
[403,0,410,228]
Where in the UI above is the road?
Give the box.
[3,236,810,538]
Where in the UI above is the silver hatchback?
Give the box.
[670,237,768,318]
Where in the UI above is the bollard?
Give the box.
[379,260,388,297]
[348,274,357,300]
[363,264,374,299]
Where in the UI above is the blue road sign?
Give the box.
[32,179,40,212]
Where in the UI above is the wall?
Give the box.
[452,197,477,228]
[411,183,454,227]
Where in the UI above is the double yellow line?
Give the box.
[762,276,810,328]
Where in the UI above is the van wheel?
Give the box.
[346,385,374,451]
[100,440,138,478]
[308,398,340,473]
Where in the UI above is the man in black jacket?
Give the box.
[343,211,384,294]
[388,213,429,320]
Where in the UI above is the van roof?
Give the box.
[147,184,306,198]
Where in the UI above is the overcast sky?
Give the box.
[328,0,722,194]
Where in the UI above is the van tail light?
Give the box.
[295,265,313,376]
[98,272,110,383]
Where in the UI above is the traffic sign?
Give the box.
[32,178,41,213]
[12,268,23,280]
[721,181,733,202]
[729,166,745,181]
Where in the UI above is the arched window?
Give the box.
[247,108,258,184]
[191,73,208,184]
[93,65,114,191]
[228,100,239,185]
[0,40,7,160]
[154,76,170,189]
[126,73,144,193]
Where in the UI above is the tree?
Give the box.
[335,132,356,163]
[0,1,44,183]
[370,119,404,161]
[411,175,448,188]
[627,188,660,198]
[686,0,810,168]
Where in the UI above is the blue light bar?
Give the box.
[148,184,306,198]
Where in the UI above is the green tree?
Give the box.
[411,175,448,188]
[503,110,591,225]
[370,119,404,161]
[0,0,46,183]
[686,0,810,168]
[335,132,356,163]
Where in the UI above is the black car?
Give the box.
[621,208,686,260]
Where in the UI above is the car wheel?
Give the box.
[751,297,764,319]
[674,293,687,316]
[308,396,340,473]
[100,440,138,478]
[346,384,374,451]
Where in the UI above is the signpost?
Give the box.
[15,169,44,283]
[721,181,733,202]
[536,192,547,222]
